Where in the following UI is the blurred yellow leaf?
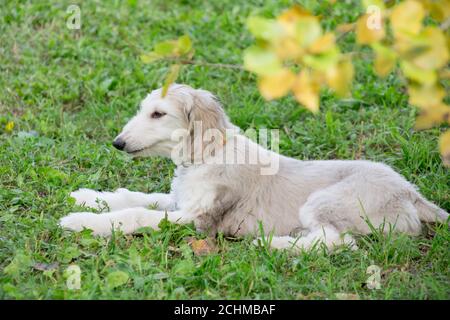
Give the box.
[400,61,436,85]
[309,33,336,54]
[326,58,354,97]
[5,121,14,133]
[356,14,385,44]
[415,103,450,130]
[247,16,284,41]
[302,48,340,71]
[439,130,450,167]
[362,0,386,10]
[372,43,397,77]
[294,16,322,48]
[292,70,321,112]
[426,0,450,22]
[162,64,181,97]
[243,46,282,75]
[140,52,161,64]
[411,27,449,70]
[408,84,445,109]
[390,0,425,37]
[274,37,305,59]
[336,23,355,33]
[277,5,312,29]
[177,35,193,55]
[154,40,178,56]
[258,69,296,100]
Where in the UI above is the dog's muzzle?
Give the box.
[112,138,126,151]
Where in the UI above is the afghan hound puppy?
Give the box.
[59,84,448,252]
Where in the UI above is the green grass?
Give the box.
[0,0,449,300]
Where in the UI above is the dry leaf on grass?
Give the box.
[186,237,217,256]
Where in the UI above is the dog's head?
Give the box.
[113,84,236,161]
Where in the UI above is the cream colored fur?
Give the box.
[59,84,448,252]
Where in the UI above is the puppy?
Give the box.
[60,84,448,251]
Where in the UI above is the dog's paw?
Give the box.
[70,189,103,209]
[59,212,109,236]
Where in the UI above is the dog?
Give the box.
[59,84,448,252]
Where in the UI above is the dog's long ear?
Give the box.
[186,89,234,135]
[185,89,236,163]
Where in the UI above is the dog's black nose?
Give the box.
[112,138,126,151]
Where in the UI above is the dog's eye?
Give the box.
[150,111,166,119]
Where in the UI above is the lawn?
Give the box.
[0,0,449,299]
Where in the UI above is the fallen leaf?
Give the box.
[186,237,217,256]
[33,262,59,272]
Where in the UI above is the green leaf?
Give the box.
[246,16,283,41]
[162,64,181,97]
[154,40,177,56]
[106,271,129,289]
[177,35,192,55]
[140,52,161,64]
[243,46,282,75]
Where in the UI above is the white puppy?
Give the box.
[60,84,448,252]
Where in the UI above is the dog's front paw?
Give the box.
[59,212,110,236]
[70,189,103,209]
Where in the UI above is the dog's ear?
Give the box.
[184,89,236,163]
[186,89,233,135]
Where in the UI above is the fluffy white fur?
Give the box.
[60,84,448,252]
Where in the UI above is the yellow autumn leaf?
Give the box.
[439,130,450,167]
[292,70,321,113]
[162,64,181,97]
[294,16,322,48]
[258,69,296,100]
[372,43,397,77]
[390,0,425,38]
[414,103,450,130]
[400,61,437,85]
[408,84,445,109]
[336,23,355,33]
[309,33,336,54]
[427,0,450,22]
[277,5,312,32]
[356,14,385,45]
[274,37,305,59]
[362,0,386,10]
[5,121,14,133]
[411,27,449,70]
[243,46,282,75]
[326,58,354,97]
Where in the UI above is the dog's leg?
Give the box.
[254,229,357,252]
[70,188,176,211]
[59,207,192,236]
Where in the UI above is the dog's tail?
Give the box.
[412,193,449,224]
